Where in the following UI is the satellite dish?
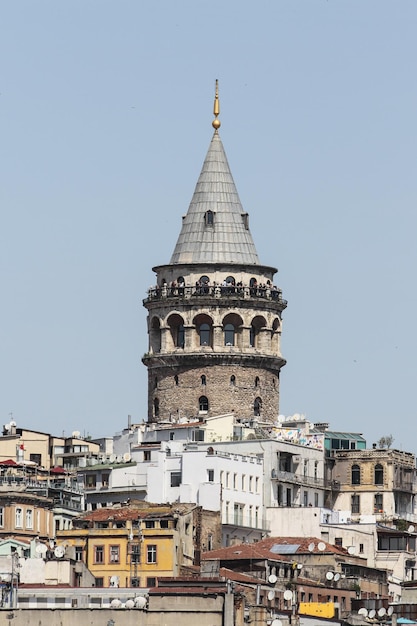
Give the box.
[378,607,386,617]
[110,598,122,608]
[134,596,147,609]
[369,609,376,619]
[123,452,132,462]
[72,431,81,438]
[334,573,341,582]
[326,571,334,580]
[49,539,55,549]
[35,544,46,555]
[318,542,326,551]
[387,607,394,616]
[297,563,303,569]
[358,608,368,617]
[110,575,119,587]
[116,455,123,463]
[348,546,356,555]
[271,621,283,626]
[125,599,135,609]
[268,574,277,584]
[109,454,116,463]
[284,589,293,601]
[54,545,65,558]
[308,542,315,552]
[268,590,275,601]
[408,525,415,533]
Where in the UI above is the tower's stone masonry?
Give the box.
[142,89,286,424]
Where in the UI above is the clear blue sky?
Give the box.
[1,2,416,449]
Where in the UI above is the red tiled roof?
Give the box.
[202,536,350,561]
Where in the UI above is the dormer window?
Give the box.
[241,213,249,229]
[205,210,215,226]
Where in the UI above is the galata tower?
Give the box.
[142,82,287,424]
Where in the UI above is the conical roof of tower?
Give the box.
[169,129,261,266]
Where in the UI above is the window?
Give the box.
[200,323,211,346]
[95,577,104,588]
[205,210,214,225]
[0,507,4,528]
[170,471,181,487]
[351,464,361,485]
[249,325,257,348]
[230,375,236,386]
[234,503,244,525]
[15,507,22,528]
[255,477,259,493]
[109,545,120,563]
[254,397,262,417]
[30,453,41,465]
[224,323,235,346]
[351,494,360,514]
[153,398,159,418]
[233,473,237,489]
[199,396,209,412]
[102,473,110,488]
[374,493,383,513]
[226,472,230,488]
[314,492,319,507]
[192,429,204,441]
[201,374,206,385]
[75,547,83,562]
[335,537,343,547]
[249,476,253,492]
[160,519,169,529]
[147,545,157,564]
[207,469,214,482]
[145,520,155,529]
[375,463,384,485]
[241,475,246,490]
[146,576,156,587]
[94,545,104,564]
[25,509,33,529]
[254,376,260,388]
[174,375,179,386]
[144,450,151,461]
[207,533,213,551]
[169,431,175,440]
[86,474,96,489]
[359,543,364,554]
[176,325,185,348]
[154,376,158,389]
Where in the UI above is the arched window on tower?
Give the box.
[168,314,185,349]
[200,324,211,346]
[374,463,384,485]
[224,323,235,346]
[205,210,214,226]
[201,375,206,386]
[255,376,260,388]
[174,375,179,386]
[154,376,158,389]
[230,375,236,386]
[150,317,161,353]
[223,313,243,347]
[351,464,361,485]
[199,396,209,413]
[194,314,213,348]
[254,397,262,417]
[153,398,160,418]
[250,315,267,348]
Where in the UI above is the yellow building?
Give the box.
[57,502,220,588]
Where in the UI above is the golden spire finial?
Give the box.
[212,79,221,131]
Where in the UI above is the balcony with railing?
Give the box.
[271,469,326,489]
[144,283,287,308]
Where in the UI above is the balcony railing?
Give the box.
[222,513,269,532]
[271,469,326,489]
[144,284,287,307]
